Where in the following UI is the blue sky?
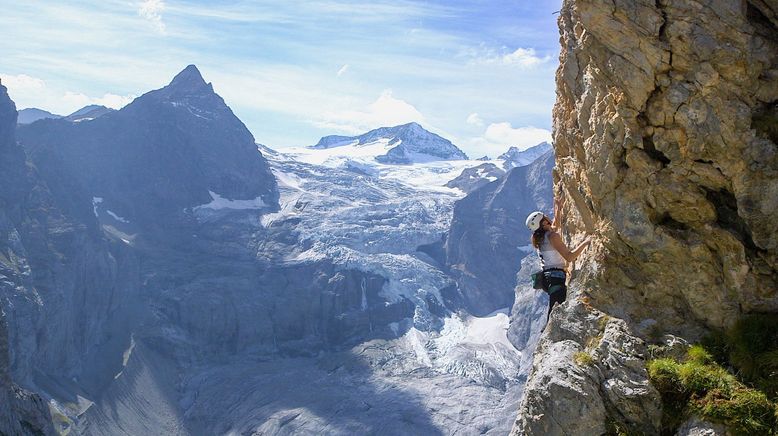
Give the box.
[1,0,562,157]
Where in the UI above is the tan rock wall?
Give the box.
[554,0,778,333]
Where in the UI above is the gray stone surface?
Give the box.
[675,417,730,436]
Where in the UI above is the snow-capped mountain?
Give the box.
[311,122,469,164]
[499,141,552,170]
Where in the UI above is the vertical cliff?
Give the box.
[0,83,57,436]
[513,0,777,434]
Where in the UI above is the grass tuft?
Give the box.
[647,314,778,435]
[573,351,595,367]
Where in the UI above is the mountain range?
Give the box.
[17,104,116,124]
[0,65,552,435]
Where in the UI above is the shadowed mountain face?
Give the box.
[445,150,554,316]
[17,65,279,237]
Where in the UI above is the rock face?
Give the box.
[0,82,58,436]
[514,0,778,434]
[445,151,554,316]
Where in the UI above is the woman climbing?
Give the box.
[525,190,590,321]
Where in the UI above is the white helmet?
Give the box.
[525,211,545,231]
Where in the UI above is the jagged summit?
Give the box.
[499,141,552,170]
[169,64,208,90]
[311,122,468,164]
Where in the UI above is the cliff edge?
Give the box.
[513,0,777,434]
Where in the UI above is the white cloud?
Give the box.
[138,0,166,34]
[466,112,484,127]
[1,72,134,114]
[63,91,135,110]
[0,74,46,91]
[336,64,349,77]
[465,46,552,69]
[501,48,549,67]
[465,122,551,157]
[312,89,427,135]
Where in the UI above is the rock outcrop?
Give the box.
[513,0,778,434]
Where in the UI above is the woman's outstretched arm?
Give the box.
[551,186,565,230]
[549,233,590,263]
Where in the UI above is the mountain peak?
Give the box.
[168,64,208,91]
[499,142,552,170]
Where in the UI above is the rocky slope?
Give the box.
[513,0,778,434]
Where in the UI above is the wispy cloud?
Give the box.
[1,0,561,149]
[466,112,484,127]
[336,64,350,77]
[138,0,166,34]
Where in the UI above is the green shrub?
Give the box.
[687,344,714,364]
[693,387,776,435]
[647,358,683,393]
[678,361,737,395]
[647,335,778,435]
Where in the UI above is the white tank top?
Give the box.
[538,232,565,270]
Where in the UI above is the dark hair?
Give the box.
[531,216,550,249]
[531,227,546,249]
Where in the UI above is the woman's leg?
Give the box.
[545,275,567,321]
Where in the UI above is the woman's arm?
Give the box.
[549,232,590,263]
[551,186,565,230]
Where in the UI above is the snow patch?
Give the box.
[194,191,266,211]
[106,210,130,223]
[92,197,103,217]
